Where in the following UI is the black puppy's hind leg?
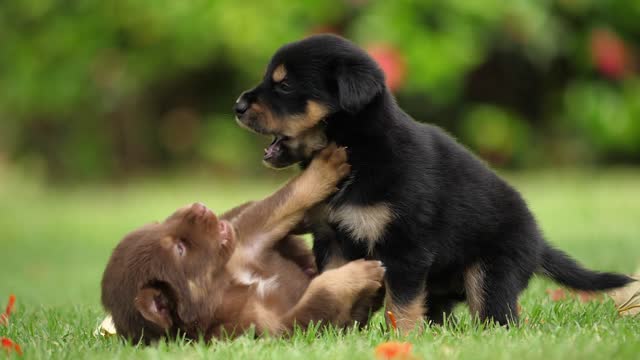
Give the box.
[384,267,428,333]
[465,259,529,326]
[426,295,459,325]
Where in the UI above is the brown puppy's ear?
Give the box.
[336,60,385,114]
[134,287,173,330]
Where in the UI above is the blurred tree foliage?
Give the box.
[0,0,639,181]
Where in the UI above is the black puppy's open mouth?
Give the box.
[263,135,289,161]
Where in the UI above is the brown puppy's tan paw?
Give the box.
[324,259,385,301]
[343,259,385,294]
[301,143,351,198]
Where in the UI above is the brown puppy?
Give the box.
[101,145,385,343]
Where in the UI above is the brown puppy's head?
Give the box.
[101,203,235,343]
[234,34,386,168]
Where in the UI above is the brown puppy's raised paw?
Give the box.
[296,143,351,202]
[303,143,351,193]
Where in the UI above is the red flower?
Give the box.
[590,28,632,80]
[366,44,407,92]
[1,337,23,356]
[375,341,413,360]
[0,294,15,326]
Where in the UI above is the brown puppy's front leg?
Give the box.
[279,259,385,332]
[232,144,350,248]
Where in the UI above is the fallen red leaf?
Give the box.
[576,291,603,303]
[375,341,413,360]
[386,311,398,331]
[546,288,567,302]
[546,288,604,303]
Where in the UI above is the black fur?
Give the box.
[236,34,634,326]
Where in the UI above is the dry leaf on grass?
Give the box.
[95,314,117,337]
[607,267,640,316]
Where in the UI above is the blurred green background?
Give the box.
[1,0,640,182]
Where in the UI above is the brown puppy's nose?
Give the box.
[234,95,249,116]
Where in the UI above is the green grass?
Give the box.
[1,168,639,359]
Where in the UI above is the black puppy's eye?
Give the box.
[275,81,292,94]
[175,241,186,257]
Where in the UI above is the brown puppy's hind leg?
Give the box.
[279,259,385,333]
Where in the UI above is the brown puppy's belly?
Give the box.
[258,251,312,314]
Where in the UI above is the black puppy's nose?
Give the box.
[234,96,249,116]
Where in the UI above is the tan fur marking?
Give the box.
[294,127,328,158]
[246,99,328,138]
[385,285,426,334]
[258,101,278,132]
[329,203,394,252]
[464,263,485,317]
[250,103,263,112]
[281,100,329,137]
[272,64,287,83]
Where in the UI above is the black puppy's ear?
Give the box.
[134,287,173,330]
[336,61,385,114]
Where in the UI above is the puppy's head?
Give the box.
[101,203,235,343]
[234,34,386,168]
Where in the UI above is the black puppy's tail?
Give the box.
[539,243,634,291]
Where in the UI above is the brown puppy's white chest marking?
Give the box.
[328,203,395,253]
[234,270,280,299]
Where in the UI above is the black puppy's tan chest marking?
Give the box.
[328,202,395,253]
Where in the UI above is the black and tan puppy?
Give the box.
[234,34,634,332]
[101,145,385,343]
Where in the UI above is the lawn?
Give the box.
[1,168,639,359]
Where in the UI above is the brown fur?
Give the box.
[101,145,384,343]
